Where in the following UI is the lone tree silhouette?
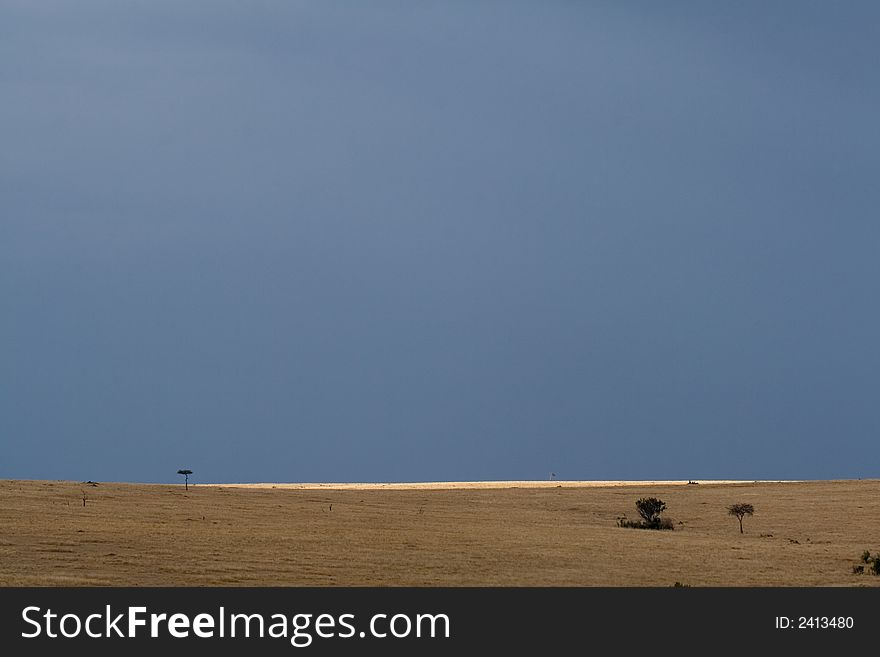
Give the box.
[635,497,667,529]
[727,502,755,533]
[177,469,193,491]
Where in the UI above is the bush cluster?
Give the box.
[616,497,674,531]
[853,550,880,576]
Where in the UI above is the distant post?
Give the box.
[177,469,193,491]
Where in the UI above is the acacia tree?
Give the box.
[635,497,667,528]
[727,502,755,534]
[178,469,193,491]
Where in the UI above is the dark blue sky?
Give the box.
[2,1,878,483]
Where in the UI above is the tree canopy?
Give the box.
[727,503,755,533]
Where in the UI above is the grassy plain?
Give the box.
[1,479,878,586]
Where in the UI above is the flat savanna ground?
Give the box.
[1,479,879,586]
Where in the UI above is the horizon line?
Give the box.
[7,478,875,490]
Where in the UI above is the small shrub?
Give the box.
[851,550,879,576]
[617,498,673,530]
[673,581,691,587]
[636,497,666,526]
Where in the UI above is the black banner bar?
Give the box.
[0,588,873,654]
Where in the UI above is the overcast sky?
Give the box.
[2,1,878,483]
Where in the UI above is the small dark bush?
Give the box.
[617,498,673,530]
[636,497,666,525]
[673,581,690,587]
[851,550,878,576]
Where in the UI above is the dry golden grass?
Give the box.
[1,479,879,586]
